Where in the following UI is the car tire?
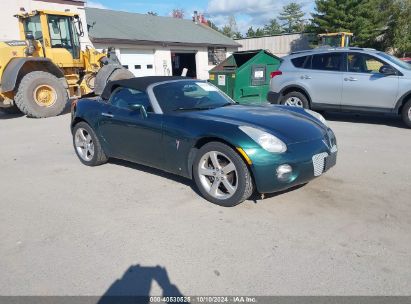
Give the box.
[15,71,68,118]
[193,142,254,207]
[401,100,411,128]
[281,91,309,109]
[72,122,108,166]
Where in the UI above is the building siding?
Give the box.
[236,34,312,57]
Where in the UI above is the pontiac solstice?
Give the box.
[71,76,337,207]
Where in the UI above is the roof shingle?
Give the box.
[85,8,240,47]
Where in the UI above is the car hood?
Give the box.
[182,105,327,144]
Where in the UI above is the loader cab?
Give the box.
[19,10,83,66]
[319,32,353,48]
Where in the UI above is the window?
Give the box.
[135,65,141,69]
[208,47,227,65]
[147,64,153,69]
[24,15,42,40]
[122,65,129,69]
[348,53,386,74]
[312,53,342,71]
[153,81,232,114]
[110,88,153,112]
[291,56,310,69]
[47,15,80,59]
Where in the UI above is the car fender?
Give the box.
[279,83,312,104]
[394,90,411,113]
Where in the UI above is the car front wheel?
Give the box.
[193,142,254,207]
[72,122,108,166]
[401,100,411,128]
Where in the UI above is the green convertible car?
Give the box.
[71,76,337,207]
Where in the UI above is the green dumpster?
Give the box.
[209,50,281,104]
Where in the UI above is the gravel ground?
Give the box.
[0,111,410,296]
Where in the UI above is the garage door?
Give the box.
[119,49,155,77]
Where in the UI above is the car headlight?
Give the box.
[239,126,287,153]
[305,109,327,126]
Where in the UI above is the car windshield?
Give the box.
[153,81,234,113]
[378,52,411,70]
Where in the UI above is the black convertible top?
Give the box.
[101,76,188,100]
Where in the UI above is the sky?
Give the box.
[86,0,316,34]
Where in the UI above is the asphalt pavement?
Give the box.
[0,111,410,296]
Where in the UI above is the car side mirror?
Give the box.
[129,104,147,118]
[379,65,396,76]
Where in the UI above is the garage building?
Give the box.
[85,8,240,80]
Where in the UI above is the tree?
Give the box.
[384,0,411,55]
[207,20,220,32]
[220,15,240,38]
[309,0,390,47]
[278,2,305,33]
[246,27,256,38]
[171,8,184,19]
[263,19,283,35]
[147,11,158,16]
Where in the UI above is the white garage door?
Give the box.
[119,49,155,77]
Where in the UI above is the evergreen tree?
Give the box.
[263,19,283,35]
[246,27,256,38]
[221,16,240,38]
[309,0,390,47]
[278,2,305,33]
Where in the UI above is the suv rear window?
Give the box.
[291,56,310,68]
[312,53,342,71]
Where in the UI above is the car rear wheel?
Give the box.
[73,122,108,166]
[281,91,309,108]
[193,142,254,207]
[401,100,411,128]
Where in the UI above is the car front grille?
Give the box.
[312,152,329,177]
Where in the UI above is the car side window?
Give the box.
[291,56,311,69]
[110,88,153,112]
[347,53,386,74]
[312,53,342,71]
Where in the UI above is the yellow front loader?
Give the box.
[318,32,354,48]
[0,9,133,118]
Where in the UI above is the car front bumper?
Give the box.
[245,137,337,194]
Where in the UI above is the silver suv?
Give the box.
[268,48,411,128]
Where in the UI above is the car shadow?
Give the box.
[97,265,185,304]
[109,159,202,196]
[0,112,25,120]
[249,183,307,203]
[323,112,407,129]
[110,159,308,205]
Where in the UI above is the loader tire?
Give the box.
[94,65,134,96]
[15,71,68,118]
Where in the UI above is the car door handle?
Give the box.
[344,77,358,81]
[301,75,312,80]
[101,112,114,118]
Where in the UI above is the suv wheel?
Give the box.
[401,100,411,128]
[281,91,309,109]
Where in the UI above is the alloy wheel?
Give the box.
[284,97,304,107]
[197,151,238,200]
[74,128,94,162]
